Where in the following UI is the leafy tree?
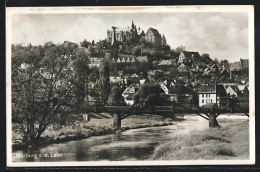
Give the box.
[132,46,141,55]
[108,85,124,105]
[73,48,90,107]
[110,42,119,59]
[201,53,213,64]
[214,58,219,65]
[220,59,229,69]
[139,36,146,44]
[100,60,110,104]
[89,67,100,82]
[175,45,186,53]
[80,39,91,48]
[133,83,165,106]
[12,42,81,148]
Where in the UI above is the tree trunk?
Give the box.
[112,113,121,130]
[209,113,220,128]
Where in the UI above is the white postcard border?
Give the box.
[6,5,255,167]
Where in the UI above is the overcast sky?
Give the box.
[12,12,248,62]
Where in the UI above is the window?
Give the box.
[211,99,212,103]
[202,94,204,98]
[202,100,204,103]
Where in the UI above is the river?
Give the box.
[12,115,248,162]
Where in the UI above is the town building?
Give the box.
[89,57,102,68]
[229,58,249,79]
[237,85,249,94]
[198,85,227,107]
[107,21,138,45]
[122,84,139,105]
[164,86,194,108]
[145,28,163,47]
[177,51,200,64]
[225,86,240,97]
[177,63,188,73]
[109,76,124,85]
[136,55,148,63]
[157,60,174,71]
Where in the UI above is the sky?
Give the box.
[11,12,248,62]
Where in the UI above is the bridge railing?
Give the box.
[85,99,249,113]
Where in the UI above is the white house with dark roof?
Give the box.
[122,84,139,98]
[177,63,188,73]
[177,51,200,64]
[198,85,227,107]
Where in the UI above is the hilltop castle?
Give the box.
[107,21,138,45]
[107,21,167,47]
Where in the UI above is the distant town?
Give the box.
[84,21,249,109]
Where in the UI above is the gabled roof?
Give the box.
[177,63,187,68]
[198,85,226,95]
[147,28,161,37]
[122,84,139,94]
[140,79,146,85]
[169,86,193,95]
[182,51,200,58]
[131,73,139,78]
[198,85,216,93]
[227,85,240,93]
[237,85,246,91]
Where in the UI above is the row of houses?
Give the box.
[110,54,149,64]
[121,80,249,109]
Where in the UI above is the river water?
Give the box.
[12,115,247,162]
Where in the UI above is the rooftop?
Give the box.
[148,28,161,37]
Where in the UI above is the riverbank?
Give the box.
[152,118,249,160]
[12,114,176,151]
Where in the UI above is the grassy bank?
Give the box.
[12,114,175,151]
[152,119,249,160]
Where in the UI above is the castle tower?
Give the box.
[162,34,167,46]
[111,26,117,45]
